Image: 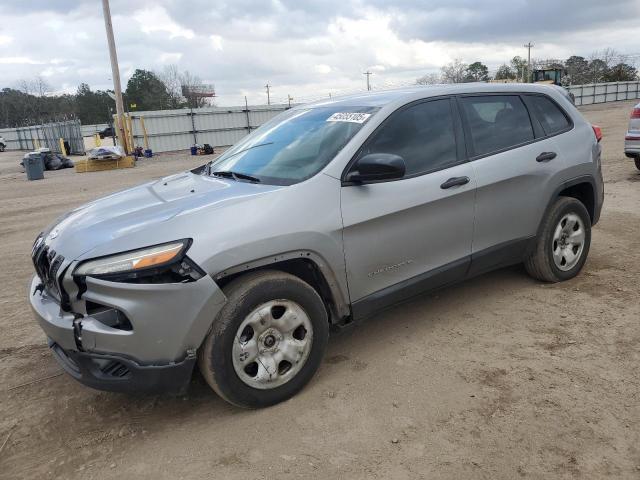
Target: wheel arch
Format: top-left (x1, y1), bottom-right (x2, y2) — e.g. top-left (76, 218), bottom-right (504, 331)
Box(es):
top-left (213, 251), bottom-right (351, 324)
top-left (539, 176), bottom-right (598, 235)
top-left (558, 180), bottom-right (596, 223)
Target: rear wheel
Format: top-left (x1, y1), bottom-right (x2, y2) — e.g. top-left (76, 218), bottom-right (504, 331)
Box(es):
top-left (198, 270), bottom-right (329, 408)
top-left (0, 144), bottom-right (5, 152)
top-left (525, 197), bottom-right (591, 282)
top-left (635, 157), bottom-right (640, 171)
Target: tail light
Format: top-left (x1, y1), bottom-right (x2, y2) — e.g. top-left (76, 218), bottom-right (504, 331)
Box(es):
top-left (592, 125), bottom-right (602, 143)
top-left (631, 108), bottom-right (640, 119)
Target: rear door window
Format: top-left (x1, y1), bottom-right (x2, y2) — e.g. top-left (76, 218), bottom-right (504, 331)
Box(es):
top-left (359, 98), bottom-right (458, 177)
top-left (460, 95), bottom-right (534, 157)
top-left (525, 95), bottom-right (571, 136)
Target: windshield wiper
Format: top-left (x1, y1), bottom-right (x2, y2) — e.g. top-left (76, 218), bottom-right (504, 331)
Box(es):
top-left (211, 170), bottom-right (261, 183)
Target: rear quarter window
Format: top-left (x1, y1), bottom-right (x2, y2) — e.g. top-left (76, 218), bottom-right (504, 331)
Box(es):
top-left (525, 95), bottom-right (571, 136)
top-left (460, 95), bottom-right (534, 157)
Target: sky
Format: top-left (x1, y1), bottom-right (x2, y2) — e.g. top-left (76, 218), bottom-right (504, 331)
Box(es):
top-left (0, 0), bottom-right (639, 106)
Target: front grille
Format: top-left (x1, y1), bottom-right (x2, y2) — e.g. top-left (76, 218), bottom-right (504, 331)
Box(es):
top-left (32, 242), bottom-right (65, 301)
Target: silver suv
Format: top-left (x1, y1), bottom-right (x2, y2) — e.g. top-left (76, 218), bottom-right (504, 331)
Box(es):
top-left (624, 102), bottom-right (640, 170)
top-left (30, 84), bottom-right (604, 408)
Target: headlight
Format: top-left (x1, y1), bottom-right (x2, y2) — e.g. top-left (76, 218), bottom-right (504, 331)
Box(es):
top-left (74, 240), bottom-right (189, 277)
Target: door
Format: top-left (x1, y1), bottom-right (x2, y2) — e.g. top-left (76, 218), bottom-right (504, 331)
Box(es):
top-left (458, 94), bottom-right (568, 273)
top-left (340, 98), bottom-right (476, 317)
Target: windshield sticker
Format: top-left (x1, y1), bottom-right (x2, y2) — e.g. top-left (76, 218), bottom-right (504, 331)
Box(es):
top-left (326, 112), bottom-right (372, 124)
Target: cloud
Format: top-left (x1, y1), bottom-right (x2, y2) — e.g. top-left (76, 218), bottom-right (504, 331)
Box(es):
top-left (381, 0), bottom-right (640, 43)
top-left (133, 6), bottom-right (195, 39)
top-left (159, 52), bottom-right (183, 63)
top-left (210, 35), bottom-right (223, 51)
top-left (0, 57), bottom-right (44, 65)
top-left (0, 1), bottom-right (637, 106)
top-left (314, 64), bottom-right (332, 74)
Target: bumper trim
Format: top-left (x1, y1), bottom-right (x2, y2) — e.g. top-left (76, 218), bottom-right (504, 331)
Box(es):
top-left (49, 340), bottom-right (195, 394)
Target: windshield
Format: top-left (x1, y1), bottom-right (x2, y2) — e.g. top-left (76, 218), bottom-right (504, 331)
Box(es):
top-left (209, 105), bottom-right (379, 185)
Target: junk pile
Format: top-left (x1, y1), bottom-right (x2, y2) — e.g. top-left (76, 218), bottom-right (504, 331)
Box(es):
top-left (76, 145), bottom-right (135, 173)
top-left (190, 144), bottom-right (215, 155)
top-left (87, 146), bottom-right (125, 160)
top-left (131, 146), bottom-right (153, 158)
top-left (20, 148), bottom-right (74, 172)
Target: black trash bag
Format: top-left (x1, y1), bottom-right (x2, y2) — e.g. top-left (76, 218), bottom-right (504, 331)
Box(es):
top-left (22, 151), bottom-right (75, 171)
top-left (58, 154), bottom-right (74, 169)
top-left (43, 152), bottom-right (62, 170)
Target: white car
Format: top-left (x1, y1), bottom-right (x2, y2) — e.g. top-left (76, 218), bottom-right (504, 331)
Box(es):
top-left (624, 102), bottom-right (640, 170)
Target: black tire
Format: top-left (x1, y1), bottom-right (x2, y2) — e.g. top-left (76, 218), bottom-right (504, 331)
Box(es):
top-left (635, 158), bottom-right (640, 171)
top-left (0, 144), bottom-right (5, 152)
top-left (525, 196), bottom-right (591, 283)
top-left (198, 270), bottom-right (329, 408)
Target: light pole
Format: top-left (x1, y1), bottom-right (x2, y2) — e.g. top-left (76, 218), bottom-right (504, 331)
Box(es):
top-left (524, 42), bottom-right (534, 83)
top-left (101, 0), bottom-right (127, 153)
top-left (363, 71), bottom-right (373, 91)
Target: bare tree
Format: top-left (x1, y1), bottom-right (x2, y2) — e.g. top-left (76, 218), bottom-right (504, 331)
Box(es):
top-left (600, 48), bottom-right (625, 68)
top-left (157, 64), bottom-right (184, 109)
top-left (440, 59), bottom-right (468, 84)
top-left (416, 72), bottom-right (442, 85)
top-left (15, 76), bottom-right (52, 123)
top-left (180, 70), bottom-right (210, 108)
top-left (17, 76), bottom-right (50, 97)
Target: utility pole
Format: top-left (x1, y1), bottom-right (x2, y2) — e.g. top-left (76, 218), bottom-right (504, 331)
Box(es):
top-left (287, 94), bottom-right (293, 108)
top-left (101, 0), bottom-right (127, 153)
top-left (265, 84), bottom-right (271, 105)
top-left (524, 42), bottom-right (534, 83)
top-left (363, 71), bottom-right (373, 91)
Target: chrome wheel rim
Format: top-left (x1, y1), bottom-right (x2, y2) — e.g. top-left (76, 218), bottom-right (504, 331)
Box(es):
top-left (232, 299), bottom-right (313, 390)
top-left (552, 213), bottom-right (585, 271)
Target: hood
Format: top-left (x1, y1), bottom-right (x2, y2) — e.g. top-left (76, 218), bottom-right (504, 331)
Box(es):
top-left (41, 171), bottom-right (283, 261)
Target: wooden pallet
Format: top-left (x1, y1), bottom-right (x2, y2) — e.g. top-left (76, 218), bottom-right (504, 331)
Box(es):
top-left (74, 156), bottom-right (135, 173)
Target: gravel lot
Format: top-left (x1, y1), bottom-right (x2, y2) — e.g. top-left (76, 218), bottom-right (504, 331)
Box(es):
top-left (0, 100), bottom-right (639, 479)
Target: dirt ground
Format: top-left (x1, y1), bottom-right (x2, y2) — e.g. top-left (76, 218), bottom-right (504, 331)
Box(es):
top-left (1, 100), bottom-right (639, 480)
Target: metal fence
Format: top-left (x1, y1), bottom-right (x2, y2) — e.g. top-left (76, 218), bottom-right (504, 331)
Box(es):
top-left (81, 123), bottom-right (110, 137)
top-left (3, 82), bottom-right (639, 153)
top-left (0, 120), bottom-right (85, 154)
top-left (566, 81), bottom-right (640, 106)
top-left (124, 104), bottom-right (290, 153)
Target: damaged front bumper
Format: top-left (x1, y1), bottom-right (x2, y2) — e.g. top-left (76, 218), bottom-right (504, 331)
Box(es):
top-left (29, 274), bottom-right (226, 394)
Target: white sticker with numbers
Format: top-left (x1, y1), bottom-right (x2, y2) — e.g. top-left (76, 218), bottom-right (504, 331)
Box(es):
top-left (326, 112), bottom-right (372, 123)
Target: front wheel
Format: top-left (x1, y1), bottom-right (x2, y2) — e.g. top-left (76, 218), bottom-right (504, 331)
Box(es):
top-left (198, 270), bottom-right (329, 408)
top-left (635, 157), bottom-right (640, 171)
top-left (525, 196), bottom-right (591, 282)
top-left (0, 144), bottom-right (5, 152)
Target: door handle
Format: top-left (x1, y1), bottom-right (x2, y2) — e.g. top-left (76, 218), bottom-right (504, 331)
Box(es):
top-left (440, 176), bottom-right (470, 189)
top-left (536, 152), bottom-right (557, 162)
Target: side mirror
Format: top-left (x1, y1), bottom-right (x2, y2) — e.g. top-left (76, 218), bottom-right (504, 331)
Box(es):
top-left (345, 153), bottom-right (406, 184)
